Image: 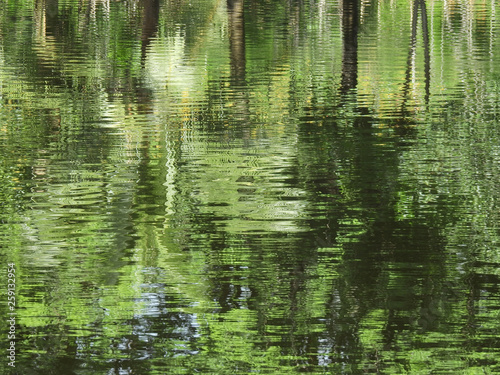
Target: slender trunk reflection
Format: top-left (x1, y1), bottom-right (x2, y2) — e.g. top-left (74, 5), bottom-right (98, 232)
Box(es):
top-left (421, 0), bottom-right (430, 101)
top-left (140, 0), bottom-right (160, 64)
top-left (225, 0), bottom-right (250, 138)
top-left (340, 0), bottom-right (359, 95)
top-left (45, 0), bottom-right (59, 31)
top-left (339, 0), bottom-right (374, 126)
top-left (227, 0), bottom-right (246, 83)
top-left (402, 0), bottom-right (430, 111)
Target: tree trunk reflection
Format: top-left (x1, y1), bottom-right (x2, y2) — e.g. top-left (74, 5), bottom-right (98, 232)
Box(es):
top-left (227, 0), bottom-right (246, 83)
top-left (340, 0), bottom-right (359, 94)
top-left (402, 0), bottom-right (430, 109)
top-left (140, 0), bottom-right (160, 63)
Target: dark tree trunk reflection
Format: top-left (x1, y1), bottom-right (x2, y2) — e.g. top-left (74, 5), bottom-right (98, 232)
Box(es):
top-left (140, 0), bottom-right (160, 64)
top-left (227, 0), bottom-right (246, 83)
top-left (421, 0), bottom-right (430, 102)
top-left (402, 0), bottom-right (430, 108)
top-left (340, 0), bottom-right (359, 94)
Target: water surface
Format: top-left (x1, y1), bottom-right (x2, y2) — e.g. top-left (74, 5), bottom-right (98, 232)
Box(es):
top-left (1, 0), bottom-right (500, 373)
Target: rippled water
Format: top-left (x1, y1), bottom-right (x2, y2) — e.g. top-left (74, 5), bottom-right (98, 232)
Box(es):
top-left (1, 0), bottom-right (500, 373)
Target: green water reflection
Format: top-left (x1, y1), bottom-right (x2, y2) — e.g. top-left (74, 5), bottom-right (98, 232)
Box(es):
top-left (1, 0), bottom-right (500, 373)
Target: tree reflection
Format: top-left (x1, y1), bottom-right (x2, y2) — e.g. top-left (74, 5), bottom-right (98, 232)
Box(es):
top-left (224, 0), bottom-right (251, 136)
top-left (315, 0), bottom-right (450, 367)
top-left (140, 0), bottom-right (160, 63)
top-left (340, 0), bottom-right (359, 94)
top-left (402, 0), bottom-right (430, 108)
top-left (227, 0), bottom-right (246, 83)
